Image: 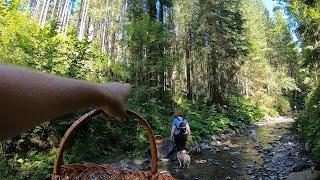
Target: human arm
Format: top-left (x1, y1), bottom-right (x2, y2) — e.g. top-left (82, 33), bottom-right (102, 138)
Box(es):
top-left (0, 65), bottom-right (130, 140)
top-left (170, 125), bottom-right (175, 141)
top-left (186, 123), bottom-right (192, 141)
top-left (186, 123), bottom-right (191, 135)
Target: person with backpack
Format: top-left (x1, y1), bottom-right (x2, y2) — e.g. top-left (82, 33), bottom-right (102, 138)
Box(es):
top-left (170, 111), bottom-right (191, 151)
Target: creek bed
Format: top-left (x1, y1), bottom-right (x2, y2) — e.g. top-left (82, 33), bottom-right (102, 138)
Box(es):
top-left (157, 117), bottom-right (319, 180)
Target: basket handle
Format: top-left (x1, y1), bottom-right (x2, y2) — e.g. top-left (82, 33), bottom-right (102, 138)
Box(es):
top-left (52, 108), bottom-right (158, 177)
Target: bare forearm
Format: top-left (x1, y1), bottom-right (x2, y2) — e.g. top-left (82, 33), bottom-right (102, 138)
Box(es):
top-left (187, 124), bottom-right (191, 135)
top-left (0, 65), bottom-right (109, 140)
top-left (171, 126), bottom-right (175, 137)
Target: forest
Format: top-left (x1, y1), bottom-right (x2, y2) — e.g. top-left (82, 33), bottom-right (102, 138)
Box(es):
top-left (0, 0), bottom-right (319, 179)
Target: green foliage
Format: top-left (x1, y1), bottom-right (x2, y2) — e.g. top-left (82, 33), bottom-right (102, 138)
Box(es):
top-left (295, 84), bottom-right (320, 161)
top-left (0, 150), bottom-right (55, 180)
top-left (126, 13), bottom-right (173, 92)
top-left (227, 98), bottom-right (265, 124)
top-left (284, 0), bottom-right (320, 68)
top-left (275, 96), bottom-right (292, 116)
top-left (313, 138), bottom-right (320, 162)
top-left (188, 0), bottom-right (248, 103)
top-left (239, 0), bottom-right (299, 116)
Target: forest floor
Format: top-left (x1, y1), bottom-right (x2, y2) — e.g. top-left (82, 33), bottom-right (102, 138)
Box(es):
top-left (155, 117), bottom-right (320, 180)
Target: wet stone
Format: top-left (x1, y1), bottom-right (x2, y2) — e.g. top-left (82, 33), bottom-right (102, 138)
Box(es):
top-left (247, 169), bottom-right (254, 175)
top-left (212, 140), bottom-right (223, 146)
top-left (291, 163), bottom-right (311, 172)
top-left (211, 135), bottom-right (220, 141)
top-left (230, 151), bottom-right (241, 155)
top-left (266, 167), bottom-right (274, 171)
top-left (200, 143), bottom-right (212, 150)
top-left (223, 147), bottom-right (230, 151)
top-left (220, 134), bottom-right (227, 140)
top-left (201, 139), bottom-right (210, 143)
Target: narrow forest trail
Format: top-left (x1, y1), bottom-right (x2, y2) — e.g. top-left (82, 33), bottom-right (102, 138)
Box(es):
top-left (157, 117), bottom-right (320, 180)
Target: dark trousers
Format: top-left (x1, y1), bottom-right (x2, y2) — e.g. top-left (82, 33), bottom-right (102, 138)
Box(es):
top-left (174, 133), bottom-right (187, 151)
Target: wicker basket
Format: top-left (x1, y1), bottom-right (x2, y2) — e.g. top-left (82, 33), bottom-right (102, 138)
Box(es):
top-left (52, 108), bottom-right (175, 180)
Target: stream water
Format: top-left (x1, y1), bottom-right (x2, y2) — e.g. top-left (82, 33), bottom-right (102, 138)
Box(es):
top-left (156, 117), bottom-right (319, 180)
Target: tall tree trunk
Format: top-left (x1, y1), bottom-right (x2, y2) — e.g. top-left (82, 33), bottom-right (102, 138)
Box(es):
top-left (39, 0), bottom-right (50, 28)
top-left (245, 76), bottom-right (249, 98)
top-left (77, 0), bottom-right (85, 37)
top-left (87, 16), bottom-right (94, 41)
top-left (191, 52), bottom-right (195, 103)
top-left (118, 0), bottom-right (128, 63)
top-left (110, 32), bottom-right (116, 60)
top-left (50, 0), bottom-right (58, 20)
top-left (56, 0), bottom-right (63, 20)
top-left (101, 20), bottom-right (106, 53)
top-left (185, 37), bottom-right (192, 100)
top-left (38, 0), bottom-right (45, 25)
top-left (77, 0), bottom-right (89, 41)
top-left (31, 0), bottom-right (41, 19)
top-left (158, 0), bottom-right (165, 98)
top-left (58, 0), bottom-right (68, 31)
top-left (148, 0), bottom-right (156, 19)
top-left (63, 0), bottom-right (72, 34)
top-left (108, 6), bottom-right (115, 61)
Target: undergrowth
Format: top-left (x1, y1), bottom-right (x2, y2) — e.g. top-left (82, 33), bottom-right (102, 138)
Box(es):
top-left (295, 84), bottom-right (320, 161)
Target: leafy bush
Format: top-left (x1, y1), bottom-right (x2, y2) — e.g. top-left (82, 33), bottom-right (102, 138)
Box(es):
top-left (0, 150), bottom-right (55, 180)
top-left (295, 84), bottom-right (320, 161)
top-left (275, 96), bottom-right (292, 116)
top-left (227, 98), bottom-right (265, 123)
top-left (249, 92), bottom-right (279, 117)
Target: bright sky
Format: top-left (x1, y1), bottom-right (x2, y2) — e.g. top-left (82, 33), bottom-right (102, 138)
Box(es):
top-left (263, 0), bottom-right (276, 18)
top-left (263, 0), bottom-right (298, 42)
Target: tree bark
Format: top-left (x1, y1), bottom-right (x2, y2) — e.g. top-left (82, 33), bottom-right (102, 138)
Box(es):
top-left (77, 0), bottom-right (89, 41)
top-left (38, 0), bottom-right (45, 25)
top-left (63, 0), bottom-right (72, 34)
top-left (185, 36), bottom-right (192, 100)
top-left (31, 0), bottom-right (40, 20)
top-left (39, 0), bottom-right (50, 28)
top-left (148, 0), bottom-right (156, 19)
top-left (50, 0), bottom-right (58, 20)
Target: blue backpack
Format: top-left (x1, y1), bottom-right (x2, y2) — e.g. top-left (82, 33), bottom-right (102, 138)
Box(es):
top-left (176, 117), bottom-right (187, 134)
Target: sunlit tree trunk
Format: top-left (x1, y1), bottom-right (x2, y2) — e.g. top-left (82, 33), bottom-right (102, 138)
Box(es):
top-left (101, 20), bottom-right (107, 53)
top-left (58, 0), bottom-right (68, 31)
top-left (38, 0), bottom-right (45, 25)
top-left (50, 0), bottom-right (58, 20)
top-left (39, 0), bottom-right (50, 28)
top-left (185, 37), bottom-right (192, 100)
top-left (77, 0), bottom-right (89, 41)
top-left (87, 16), bottom-right (94, 41)
top-left (31, 0), bottom-right (41, 20)
top-left (63, 0), bottom-right (72, 34)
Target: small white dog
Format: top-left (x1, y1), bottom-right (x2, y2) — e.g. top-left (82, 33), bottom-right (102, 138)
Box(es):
top-left (177, 150), bottom-right (191, 168)
top-left (249, 129), bottom-right (257, 141)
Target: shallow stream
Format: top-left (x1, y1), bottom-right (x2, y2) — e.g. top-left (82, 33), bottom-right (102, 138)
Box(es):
top-left (157, 117), bottom-right (318, 180)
